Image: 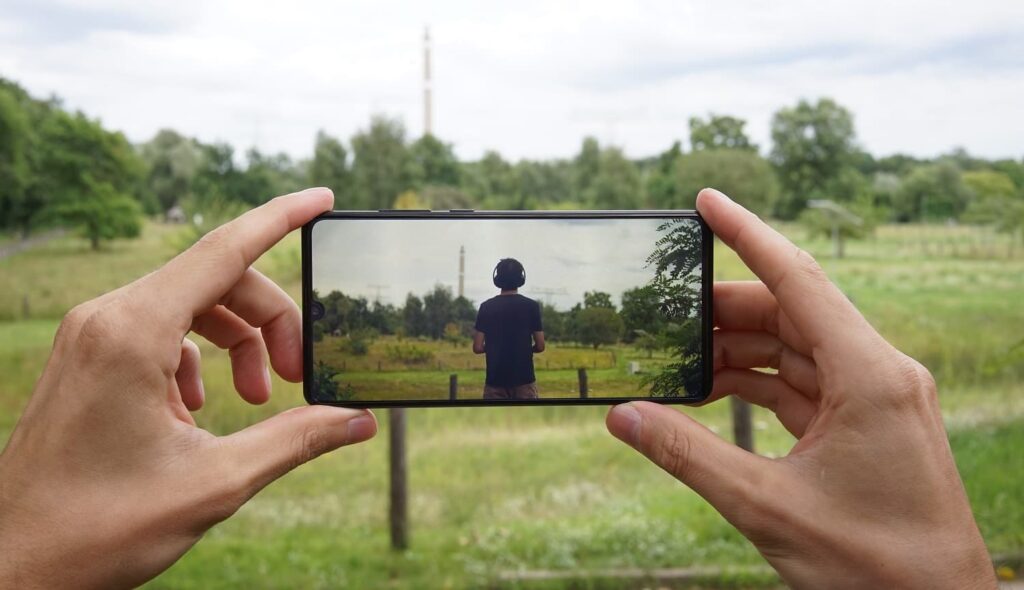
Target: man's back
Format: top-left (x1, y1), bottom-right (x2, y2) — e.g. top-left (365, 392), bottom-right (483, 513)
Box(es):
top-left (474, 294), bottom-right (542, 387)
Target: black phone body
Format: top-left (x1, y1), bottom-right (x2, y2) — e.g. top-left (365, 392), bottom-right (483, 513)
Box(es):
top-left (302, 210), bottom-right (713, 408)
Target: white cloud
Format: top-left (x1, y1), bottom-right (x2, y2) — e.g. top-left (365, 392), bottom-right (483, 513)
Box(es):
top-left (1, 0), bottom-right (1021, 161)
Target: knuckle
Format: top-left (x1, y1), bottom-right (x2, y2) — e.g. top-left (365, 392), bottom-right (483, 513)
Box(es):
top-left (887, 354), bottom-right (938, 409)
top-left (57, 303), bottom-right (94, 341)
top-left (650, 425), bottom-right (692, 480)
top-left (793, 248), bottom-right (827, 283)
top-left (294, 426), bottom-right (330, 468)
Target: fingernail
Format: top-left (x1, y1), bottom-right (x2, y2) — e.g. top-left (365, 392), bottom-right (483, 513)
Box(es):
top-left (700, 187), bottom-right (731, 202)
top-left (346, 414), bottom-right (376, 443)
top-left (264, 366), bottom-right (273, 392)
top-left (608, 403), bottom-right (642, 445)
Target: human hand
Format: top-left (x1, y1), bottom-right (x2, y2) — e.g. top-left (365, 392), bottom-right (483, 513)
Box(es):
top-left (606, 188), bottom-right (995, 588)
top-left (0, 188), bottom-right (376, 589)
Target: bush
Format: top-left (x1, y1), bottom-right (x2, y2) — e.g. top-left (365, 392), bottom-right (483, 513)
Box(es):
top-left (384, 342), bottom-right (434, 364)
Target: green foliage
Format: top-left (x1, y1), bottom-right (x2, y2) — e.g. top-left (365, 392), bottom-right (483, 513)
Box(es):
top-left (410, 133), bottom-right (460, 187)
top-left (384, 342), bottom-right (434, 364)
top-left (311, 360), bottom-right (354, 401)
top-left (586, 147), bottom-right (642, 209)
top-left (343, 328), bottom-right (377, 356)
top-left (893, 162), bottom-right (973, 222)
top-left (575, 307), bottom-right (623, 349)
top-left (689, 114), bottom-right (756, 151)
top-left (351, 115), bottom-right (414, 209)
top-left (620, 285), bottom-right (664, 342)
top-left (583, 291), bottom-right (614, 309)
top-left (770, 98), bottom-right (858, 218)
top-left (642, 219), bottom-right (703, 397)
top-left (50, 179), bottom-right (142, 250)
top-left (669, 149), bottom-right (779, 215)
top-left (644, 141), bottom-right (683, 208)
top-left (139, 128), bottom-right (201, 213)
top-left (308, 130), bottom-right (353, 205)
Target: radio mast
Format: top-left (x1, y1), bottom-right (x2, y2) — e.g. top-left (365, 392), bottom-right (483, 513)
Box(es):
top-left (423, 27), bottom-right (433, 136)
top-left (458, 245), bottom-right (465, 298)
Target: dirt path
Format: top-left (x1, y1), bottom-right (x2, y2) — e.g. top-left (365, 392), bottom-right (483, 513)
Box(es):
top-left (0, 229), bottom-right (66, 261)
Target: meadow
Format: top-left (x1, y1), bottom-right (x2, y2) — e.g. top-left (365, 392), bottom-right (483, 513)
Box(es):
top-left (1, 221), bottom-right (1022, 588)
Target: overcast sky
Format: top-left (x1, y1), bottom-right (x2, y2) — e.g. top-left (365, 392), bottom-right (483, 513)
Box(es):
top-left (1, 0), bottom-right (1022, 162)
top-left (311, 217), bottom-right (694, 309)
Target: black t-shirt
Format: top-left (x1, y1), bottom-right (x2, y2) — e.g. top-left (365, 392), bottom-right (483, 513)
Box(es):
top-left (474, 294), bottom-right (543, 387)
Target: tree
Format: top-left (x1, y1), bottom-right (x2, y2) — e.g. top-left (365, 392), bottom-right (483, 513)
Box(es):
top-left (0, 86), bottom-right (32, 234)
top-left (139, 129), bottom-right (200, 213)
top-left (689, 114), bottom-right (756, 151)
top-left (422, 284), bottom-right (455, 339)
top-left (539, 303), bottom-right (565, 340)
top-left (410, 134), bottom-right (460, 187)
top-left (573, 137), bottom-right (601, 201)
top-left (770, 98), bottom-right (858, 218)
top-left (644, 141), bottom-right (683, 208)
top-left (403, 293), bottom-right (427, 338)
top-left (586, 147), bottom-right (642, 209)
top-left (668, 149), bottom-right (779, 215)
top-left (309, 130), bottom-right (353, 206)
top-left (620, 285), bottom-right (664, 341)
top-left (575, 307), bottom-right (623, 349)
top-left (642, 219), bottom-right (704, 397)
top-left (962, 170), bottom-right (1017, 224)
top-left (51, 179), bottom-right (142, 250)
top-left (583, 291), bottom-right (614, 309)
top-left (351, 115), bottom-right (414, 210)
top-left (893, 163), bottom-right (972, 222)
top-left (236, 148), bottom-right (301, 206)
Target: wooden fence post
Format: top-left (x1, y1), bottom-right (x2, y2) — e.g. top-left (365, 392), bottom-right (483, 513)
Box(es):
top-left (731, 397), bottom-right (754, 452)
top-left (388, 408), bottom-right (409, 551)
top-left (449, 374), bottom-right (458, 400)
top-left (578, 368), bottom-right (588, 398)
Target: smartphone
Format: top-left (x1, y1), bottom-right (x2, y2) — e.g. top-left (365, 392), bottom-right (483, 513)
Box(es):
top-left (302, 210), bottom-right (713, 407)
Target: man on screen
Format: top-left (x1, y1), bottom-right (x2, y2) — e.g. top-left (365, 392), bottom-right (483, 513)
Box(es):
top-left (472, 258), bottom-right (545, 399)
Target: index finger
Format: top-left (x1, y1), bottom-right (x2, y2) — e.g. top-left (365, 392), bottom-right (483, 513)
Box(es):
top-left (145, 187), bottom-right (333, 331)
top-left (697, 188), bottom-right (875, 354)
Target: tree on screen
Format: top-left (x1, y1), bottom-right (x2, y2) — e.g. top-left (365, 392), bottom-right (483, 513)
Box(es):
top-left (642, 219), bottom-right (703, 397)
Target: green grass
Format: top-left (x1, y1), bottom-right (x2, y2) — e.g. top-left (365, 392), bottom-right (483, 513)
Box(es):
top-left (0, 221), bottom-right (1022, 588)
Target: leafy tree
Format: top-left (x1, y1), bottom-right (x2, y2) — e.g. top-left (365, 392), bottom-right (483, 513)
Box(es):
top-left (410, 134), bottom-right (460, 187)
top-left (620, 285), bottom-right (664, 341)
top-left (962, 170), bottom-right (1017, 224)
top-left (573, 137), bottom-right (601, 201)
top-left (351, 115), bottom-right (414, 209)
top-left (421, 185), bottom-right (474, 210)
top-left (312, 360), bottom-right (354, 401)
top-left (770, 98), bottom-right (858, 218)
top-left (587, 147), bottom-right (642, 209)
top-left (689, 114), bottom-right (756, 151)
top-left (644, 141), bottom-right (683, 208)
top-left (140, 129), bottom-right (200, 213)
top-left (575, 307), bottom-right (623, 349)
top-left (669, 149), bottom-right (779, 215)
top-left (642, 219), bottom-right (703, 397)
top-left (516, 159), bottom-right (573, 206)
top-left (423, 284), bottom-right (455, 339)
top-left (237, 148), bottom-right (301, 205)
top-left (403, 293), bottom-right (427, 338)
top-left (51, 179), bottom-right (142, 250)
top-left (539, 302), bottom-right (565, 340)
top-left (893, 162), bottom-right (972, 222)
top-left (309, 130), bottom-right (353, 206)
top-left (583, 291), bottom-right (614, 309)
top-left (0, 86), bottom-right (32, 234)
top-left (463, 150), bottom-right (517, 207)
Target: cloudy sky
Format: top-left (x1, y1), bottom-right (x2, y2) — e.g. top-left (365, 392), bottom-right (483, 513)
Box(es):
top-left (311, 217), bottom-right (694, 309)
top-left (1, 0), bottom-right (1022, 162)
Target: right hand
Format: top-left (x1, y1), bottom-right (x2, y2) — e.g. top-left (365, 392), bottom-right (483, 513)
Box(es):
top-left (606, 188), bottom-right (995, 588)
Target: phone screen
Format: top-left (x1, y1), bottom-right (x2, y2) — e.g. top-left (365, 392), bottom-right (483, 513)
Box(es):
top-left (303, 212), bottom-right (711, 406)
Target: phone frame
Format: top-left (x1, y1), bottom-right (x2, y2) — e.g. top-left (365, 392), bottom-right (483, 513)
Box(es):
top-left (302, 209), bottom-right (714, 407)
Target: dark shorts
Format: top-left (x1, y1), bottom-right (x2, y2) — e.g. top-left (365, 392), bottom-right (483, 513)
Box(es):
top-left (483, 382), bottom-right (539, 400)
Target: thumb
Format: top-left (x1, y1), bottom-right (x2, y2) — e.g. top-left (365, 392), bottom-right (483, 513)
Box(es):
top-left (607, 401), bottom-right (770, 524)
top-left (222, 405), bottom-right (377, 493)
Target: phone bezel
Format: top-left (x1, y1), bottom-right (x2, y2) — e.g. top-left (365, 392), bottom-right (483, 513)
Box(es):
top-left (301, 209), bottom-right (714, 407)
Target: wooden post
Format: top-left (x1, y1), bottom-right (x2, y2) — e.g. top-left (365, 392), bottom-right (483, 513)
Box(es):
top-left (388, 408), bottom-right (409, 551)
top-left (377, 360), bottom-right (382, 372)
top-left (731, 397), bottom-right (754, 452)
top-left (449, 374), bottom-right (457, 400)
top-left (578, 368), bottom-right (588, 398)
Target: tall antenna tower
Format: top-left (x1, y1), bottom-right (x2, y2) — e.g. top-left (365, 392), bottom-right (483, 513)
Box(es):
top-left (458, 245), bottom-right (465, 298)
top-left (423, 26), bottom-right (433, 136)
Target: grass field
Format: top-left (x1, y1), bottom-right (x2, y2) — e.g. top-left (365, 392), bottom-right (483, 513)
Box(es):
top-left (1, 220), bottom-right (1023, 588)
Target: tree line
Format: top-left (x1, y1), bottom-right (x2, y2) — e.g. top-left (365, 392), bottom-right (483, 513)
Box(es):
top-left (2, 74), bottom-right (1023, 249)
top-left (312, 284), bottom-right (679, 351)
